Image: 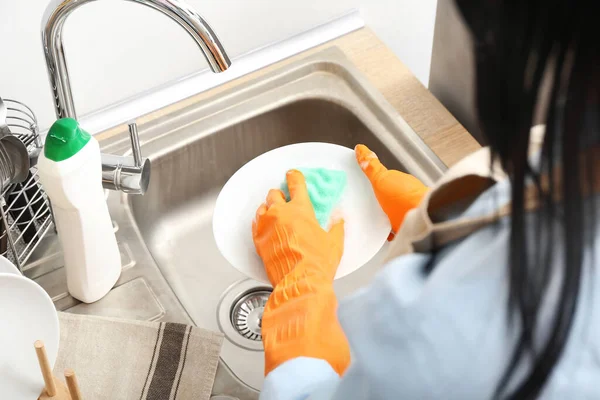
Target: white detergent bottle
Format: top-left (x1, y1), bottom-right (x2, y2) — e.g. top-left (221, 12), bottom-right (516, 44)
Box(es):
top-left (38, 118), bottom-right (121, 303)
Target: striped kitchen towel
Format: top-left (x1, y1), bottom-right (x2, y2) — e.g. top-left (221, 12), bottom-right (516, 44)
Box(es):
top-left (53, 312), bottom-right (223, 400)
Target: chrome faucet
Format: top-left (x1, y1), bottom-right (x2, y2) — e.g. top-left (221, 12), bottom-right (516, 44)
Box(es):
top-left (41, 0), bottom-right (231, 194)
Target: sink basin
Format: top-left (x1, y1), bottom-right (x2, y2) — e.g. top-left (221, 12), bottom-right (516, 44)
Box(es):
top-left (125, 48), bottom-right (445, 391)
top-left (28, 48), bottom-right (446, 397)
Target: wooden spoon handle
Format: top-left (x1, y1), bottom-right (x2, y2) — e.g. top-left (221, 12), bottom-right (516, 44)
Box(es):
top-left (65, 369), bottom-right (82, 400)
top-left (34, 340), bottom-right (57, 396)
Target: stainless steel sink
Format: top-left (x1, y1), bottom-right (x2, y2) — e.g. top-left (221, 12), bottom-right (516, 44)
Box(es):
top-left (27, 48), bottom-right (446, 398)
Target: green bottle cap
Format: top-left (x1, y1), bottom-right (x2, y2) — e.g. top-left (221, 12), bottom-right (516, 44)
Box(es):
top-left (44, 118), bottom-right (92, 162)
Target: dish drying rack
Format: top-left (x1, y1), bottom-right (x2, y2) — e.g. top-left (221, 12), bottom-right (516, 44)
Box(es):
top-left (0, 99), bottom-right (54, 271)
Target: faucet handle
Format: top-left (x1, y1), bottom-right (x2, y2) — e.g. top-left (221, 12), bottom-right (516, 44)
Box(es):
top-left (128, 122), bottom-right (142, 168)
top-left (101, 121), bottom-right (151, 195)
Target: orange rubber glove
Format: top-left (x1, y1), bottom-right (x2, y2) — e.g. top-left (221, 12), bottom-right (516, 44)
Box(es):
top-left (252, 170), bottom-right (351, 376)
top-left (355, 144), bottom-right (429, 239)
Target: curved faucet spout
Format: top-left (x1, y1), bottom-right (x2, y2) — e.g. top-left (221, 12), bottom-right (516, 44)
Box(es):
top-left (42, 0), bottom-right (231, 119)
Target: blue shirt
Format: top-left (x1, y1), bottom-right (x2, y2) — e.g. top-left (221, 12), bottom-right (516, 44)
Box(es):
top-left (260, 178), bottom-right (600, 399)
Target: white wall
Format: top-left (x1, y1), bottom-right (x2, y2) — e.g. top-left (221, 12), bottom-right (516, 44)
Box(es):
top-left (0, 1), bottom-right (438, 131)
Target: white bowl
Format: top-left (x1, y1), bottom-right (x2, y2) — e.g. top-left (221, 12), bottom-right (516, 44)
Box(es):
top-left (0, 254), bottom-right (20, 275)
top-left (0, 273), bottom-right (59, 399)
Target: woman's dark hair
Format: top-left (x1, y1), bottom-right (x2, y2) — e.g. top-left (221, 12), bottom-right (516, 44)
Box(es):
top-left (455, 1), bottom-right (598, 398)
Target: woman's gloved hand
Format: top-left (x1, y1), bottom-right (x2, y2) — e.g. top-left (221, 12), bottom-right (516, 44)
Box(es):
top-left (252, 169), bottom-right (345, 286)
top-left (253, 170), bottom-right (351, 376)
top-left (355, 144), bottom-right (429, 239)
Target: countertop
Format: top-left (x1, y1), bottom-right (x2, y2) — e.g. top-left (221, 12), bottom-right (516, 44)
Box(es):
top-left (330, 28), bottom-right (481, 166)
top-left (98, 28), bottom-right (480, 167)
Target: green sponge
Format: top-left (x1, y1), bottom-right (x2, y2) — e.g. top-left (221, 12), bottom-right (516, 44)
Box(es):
top-left (281, 168), bottom-right (347, 229)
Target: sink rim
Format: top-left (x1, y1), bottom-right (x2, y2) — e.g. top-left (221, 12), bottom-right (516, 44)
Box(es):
top-left (102, 47), bottom-right (447, 186)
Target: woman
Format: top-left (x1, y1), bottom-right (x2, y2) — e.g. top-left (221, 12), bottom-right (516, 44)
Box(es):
top-left (252, 0), bottom-right (599, 398)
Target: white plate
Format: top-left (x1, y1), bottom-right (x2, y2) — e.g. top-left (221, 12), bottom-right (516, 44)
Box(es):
top-left (0, 255), bottom-right (21, 275)
top-left (213, 142), bottom-right (391, 284)
top-left (0, 273), bottom-right (60, 399)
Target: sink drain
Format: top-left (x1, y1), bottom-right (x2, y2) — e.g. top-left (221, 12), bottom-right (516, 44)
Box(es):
top-left (217, 279), bottom-right (272, 351)
top-left (231, 290), bottom-right (270, 341)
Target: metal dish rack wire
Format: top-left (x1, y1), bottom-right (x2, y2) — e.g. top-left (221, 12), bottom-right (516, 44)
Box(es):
top-left (0, 99), bottom-right (54, 270)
